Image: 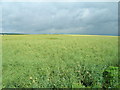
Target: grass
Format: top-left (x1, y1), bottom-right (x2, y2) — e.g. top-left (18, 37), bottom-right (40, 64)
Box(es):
top-left (2, 35), bottom-right (119, 88)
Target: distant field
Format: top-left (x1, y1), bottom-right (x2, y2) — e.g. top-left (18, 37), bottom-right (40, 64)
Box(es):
top-left (2, 35), bottom-right (119, 88)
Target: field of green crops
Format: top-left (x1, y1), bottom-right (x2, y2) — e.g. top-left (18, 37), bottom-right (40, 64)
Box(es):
top-left (2, 35), bottom-right (119, 88)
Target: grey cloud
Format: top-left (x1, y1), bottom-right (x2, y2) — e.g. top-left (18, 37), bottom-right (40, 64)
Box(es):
top-left (2, 2), bottom-right (118, 35)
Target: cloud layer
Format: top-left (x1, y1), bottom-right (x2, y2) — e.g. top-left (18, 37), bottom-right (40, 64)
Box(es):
top-left (2, 2), bottom-right (118, 35)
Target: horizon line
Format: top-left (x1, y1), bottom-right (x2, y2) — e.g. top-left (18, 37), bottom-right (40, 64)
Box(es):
top-left (0, 32), bottom-right (119, 36)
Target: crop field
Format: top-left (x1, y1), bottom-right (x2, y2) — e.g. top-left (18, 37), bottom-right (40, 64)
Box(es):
top-left (2, 35), bottom-right (119, 88)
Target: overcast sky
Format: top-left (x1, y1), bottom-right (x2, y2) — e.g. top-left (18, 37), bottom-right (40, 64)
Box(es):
top-left (1, 2), bottom-right (118, 35)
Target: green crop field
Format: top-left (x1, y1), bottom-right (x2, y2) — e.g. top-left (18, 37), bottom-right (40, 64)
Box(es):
top-left (2, 35), bottom-right (119, 88)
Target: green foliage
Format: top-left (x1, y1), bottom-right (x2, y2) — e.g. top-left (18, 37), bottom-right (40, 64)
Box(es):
top-left (2, 35), bottom-right (118, 88)
top-left (103, 66), bottom-right (119, 88)
top-left (72, 83), bottom-right (85, 88)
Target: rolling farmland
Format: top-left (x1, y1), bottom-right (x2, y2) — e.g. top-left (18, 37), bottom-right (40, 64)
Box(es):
top-left (2, 35), bottom-right (119, 88)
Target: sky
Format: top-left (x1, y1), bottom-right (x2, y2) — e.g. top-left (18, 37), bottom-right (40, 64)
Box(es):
top-left (1, 2), bottom-right (118, 35)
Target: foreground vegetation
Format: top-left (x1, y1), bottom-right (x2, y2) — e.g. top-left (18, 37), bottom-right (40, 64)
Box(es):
top-left (2, 35), bottom-right (119, 88)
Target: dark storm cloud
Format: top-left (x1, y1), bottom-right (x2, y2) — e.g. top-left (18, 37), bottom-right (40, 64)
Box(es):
top-left (1, 2), bottom-right (118, 35)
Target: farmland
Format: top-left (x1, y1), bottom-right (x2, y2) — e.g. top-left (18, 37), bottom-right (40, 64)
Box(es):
top-left (2, 35), bottom-right (119, 88)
